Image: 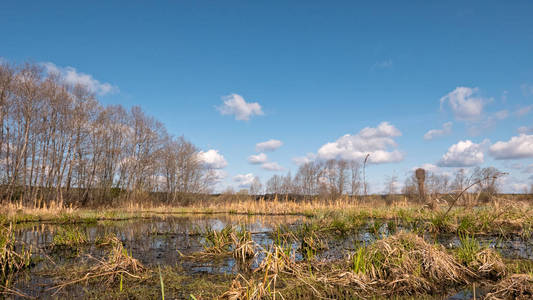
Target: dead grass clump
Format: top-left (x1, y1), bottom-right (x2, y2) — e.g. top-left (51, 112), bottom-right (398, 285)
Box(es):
top-left (49, 237), bottom-right (145, 294)
top-left (0, 224), bottom-right (32, 286)
top-left (300, 231), bottom-right (328, 260)
top-left (485, 274), bottom-right (533, 300)
top-left (202, 225), bottom-right (233, 255)
top-left (219, 273), bottom-right (279, 300)
top-left (231, 231), bottom-right (256, 264)
top-left (256, 244), bottom-right (297, 275)
top-left (362, 232), bottom-right (472, 294)
top-left (98, 237), bottom-right (145, 279)
top-left (470, 248), bottom-right (507, 279)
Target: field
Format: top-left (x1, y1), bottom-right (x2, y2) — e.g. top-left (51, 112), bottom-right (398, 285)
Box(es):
top-left (1, 197), bottom-right (532, 299)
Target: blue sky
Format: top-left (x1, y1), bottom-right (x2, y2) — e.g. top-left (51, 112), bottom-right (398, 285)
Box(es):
top-left (2, 1), bottom-right (533, 192)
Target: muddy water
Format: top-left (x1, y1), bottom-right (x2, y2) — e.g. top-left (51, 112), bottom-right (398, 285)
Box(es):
top-left (11, 214), bottom-right (533, 299)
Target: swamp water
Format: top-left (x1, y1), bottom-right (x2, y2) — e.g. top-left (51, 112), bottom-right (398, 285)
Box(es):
top-left (10, 214), bottom-right (533, 299)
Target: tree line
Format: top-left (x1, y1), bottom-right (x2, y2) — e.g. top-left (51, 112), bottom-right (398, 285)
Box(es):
top-left (255, 160), bottom-right (504, 205)
top-left (0, 61), bottom-right (216, 207)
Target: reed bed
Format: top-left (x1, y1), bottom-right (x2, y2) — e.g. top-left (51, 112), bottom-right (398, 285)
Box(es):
top-left (2, 196), bottom-right (532, 237)
top-left (217, 231), bottom-right (514, 299)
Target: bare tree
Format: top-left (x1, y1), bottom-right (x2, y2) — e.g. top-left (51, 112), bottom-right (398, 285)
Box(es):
top-left (266, 175), bottom-right (282, 195)
top-left (249, 176), bottom-right (262, 195)
top-left (0, 60), bottom-right (216, 207)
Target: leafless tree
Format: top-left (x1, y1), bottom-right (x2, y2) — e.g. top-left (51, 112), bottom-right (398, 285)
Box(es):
top-left (0, 61), bottom-right (214, 207)
top-left (249, 176), bottom-right (262, 195)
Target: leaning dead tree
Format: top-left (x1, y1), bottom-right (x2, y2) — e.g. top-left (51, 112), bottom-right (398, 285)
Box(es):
top-left (442, 171), bottom-right (507, 218)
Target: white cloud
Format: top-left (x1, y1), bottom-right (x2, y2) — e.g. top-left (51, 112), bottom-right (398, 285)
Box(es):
top-left (255, 139), bottom-right (283, 152)
top-left (248, 153), bottom-right (268, 164)
top-left (234, 173), bottom-right (255, 188)
top-left (511, 183), bottom-right (529, 193)
top-left (489, 134), bottom-right (533, 160)
top-left (42, 62), bottom-right (118, 95)
top-left (261, 162), bottom-right (284, 171)
top-left (423, 122), bottom-right (453, 140)
top-left (210, 170), bottom-right (228, 183)
top-left (217, 94), bottom-right (263, 121)
top-left (440, 87), bottom-right (488, 121)
top-left (292, 153), bottom-right (317, 165)
top-left (198, 149), bottom-right (227, 169)
top-left (518, 126), bottom-right (533, 134)
top-left (317, 122), bottom-right (403, 164)
top-left (516, 105), bottom-right (533, 117)
top-left (438, 140), bottom-right (485, 167)
top-left (493, 110), bottom-right (509, 120)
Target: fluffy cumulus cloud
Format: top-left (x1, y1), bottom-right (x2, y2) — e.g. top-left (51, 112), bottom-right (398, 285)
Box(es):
top-left (261, 162), bottom-right (284, 171)
top-left (248, 153), bottom-right (268, 164)
top-left (489, 134), bottom-right (533, 160)
top-left (42, 62), bottom-right (118, 95)
top-left (217, 94), bottom-right (263, 121)
top-left (438, 140), bottom-right (485, 167)
top-left (317, 122), bottom-right (403, 164)
top-left (234, 173), bottom-right (255, 188)
top-left (424, 122), bottom-right (453, 140)
top-left (255, 139), bottom-right (283, 152)
top-left (198, 149), bottom-right (227, 169)
top-left (440, 87), bottom-right (488, 121)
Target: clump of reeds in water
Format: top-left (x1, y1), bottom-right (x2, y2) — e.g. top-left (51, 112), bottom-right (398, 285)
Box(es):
top-left (455, 233), bottom-right (507, 279)
top-left (50, 236), bottom-right (145, 294)
top-left (349, 232), bottom-right (474, 294)
top-left (201, 225), bottom-right (233, 255)
top-left (231, 227), bottom-right (257, 264)
top-left (0, 224), bottom-right (32, 287)
top-left (51, 226), bottom-right (89, 249)
top-left (98, 237), bottom-right (145, 280)
top-left (184, 225), bottom-right (259, 262)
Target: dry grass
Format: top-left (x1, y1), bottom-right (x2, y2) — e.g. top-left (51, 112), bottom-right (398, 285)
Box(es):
top-left (0, 224), bottom-right (32, 286)
top-left (359, 232), bottom-right (474, 294)
top-left (218, 231), bottom-right (516, 299)
top-left (231, 230), bottom-right (257, 264)
top-left (2, 195), bottom-right (532, 238)
top-left (49, 236), bottom-right (146, 295)
top-left (485, 274), bottom-right (533, 300)
top-left (470, 249), bottom-right (507, 279)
